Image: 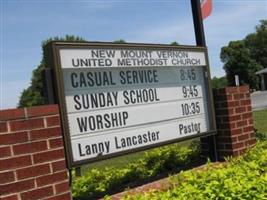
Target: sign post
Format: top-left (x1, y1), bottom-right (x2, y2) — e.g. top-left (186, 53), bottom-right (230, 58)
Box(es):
top-left (191, 0), bottom-right (218, 162)
top-left (44, 42), bottom-right (216, 167)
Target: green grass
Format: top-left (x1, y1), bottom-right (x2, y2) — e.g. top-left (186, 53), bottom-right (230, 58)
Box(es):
top-left (81, 151), bottom-right (145, 173)
top-left (253, 109), bottom-right (267, 133)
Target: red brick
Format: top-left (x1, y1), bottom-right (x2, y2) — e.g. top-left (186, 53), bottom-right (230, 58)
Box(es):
top-left (30, 127), bottom-right (62, 141)
top-left (248, 118), bottom-right (253, 125)
top-left (242, 113), bottom-right (252, 120)
top-left (232, 142), bottom-right (244, 149)
top-left (36, 171), bottom-right (68, 187)
top-left (9, 118), bottom-right (44, 132)
top-left (21, 186), bottom-right (53, 200)
top-left (49, 138), bottom-right (63, 149)
top-left (231, 136), bottom-right (238, 143)
top-left (33, 149), bottom-right (64, 164)
top-left (228, 108), bottom-right (235, 115)
top-left (228, 115), bottom-right (241, 121)
top-left (233, 93), bottom-right (244, 100)
top-left (27, 105), bottom-right (59, 118)
top-left (46, 115), bottom-right (60, 127)
top-left (235, 107), bottom-right (246, 113)
top-left (55, 181), bottom-right (70, 194)
top-left (43, 192), bottom-right (71, 200)
top-left (0, 179), bottom-right (34, 195)
top-left (226, 94), bottom-right (233, 101)
top-left (0, 108), bottom-right (25, 121)
top-left (0, 155), bottom-right (32, 171)
top-left (225, 87), bottom-right (238, 93)
top-left (0, 171), bottom-right (15, 184)
top-left (239, 85), bottom-right (249, 93)
top-left (246, 105), bottom-right (252, 112)
top-left (51, 160), bottom-right (67, 172)
top-left (1, 194), bottom-right (19, 200)
top-left (238, 134), bottom-right (249, 141)
top-left (237, 120), bottom-right (247, 127)
top-left (0, 146), bottom-right (12, 158)
top-left (16, 163), bottom-right (51, 180)
top-left (13, 141), bottom-right (47, 155)
top-left (246, 138), bottom-right (256, 146)
top-left (0, 122), bottom-right (8, 133)
top-left (227, 101), bottom-right (240, 108)
top-left (240, 99), bottom-right (251, 106)
top-left (0, 131), bottom-right (28, 145)
top-left (231, 128), bottom-right (243, 135)
top-left (243, 126), bottom-right (254, 133)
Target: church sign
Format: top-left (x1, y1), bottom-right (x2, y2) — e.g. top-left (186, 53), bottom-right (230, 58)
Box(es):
top-left (45, 42), bottom-right (216, 167)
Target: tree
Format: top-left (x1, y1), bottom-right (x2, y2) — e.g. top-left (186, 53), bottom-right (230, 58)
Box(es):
top-left (220, 20), bottom-right (267, 89)
top-left (211, 76), bottom-right (228, 89)
top-left (18, 35), bottom-right (85, 107)
top-left (113, 39), bottom-right (126, 43)
top-left (220, 40), bottom-right (262, 88)
top-left (170, 41), bottom-right (179, 46)
top-left (245, 20), bottom-right (267, 68)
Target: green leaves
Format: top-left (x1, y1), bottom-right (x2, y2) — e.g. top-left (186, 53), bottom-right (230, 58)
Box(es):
top-left (72, 141), bottom-right (267, 200)
top-left (72, 143), bottom-right (200, 199)
top-left (124, 141), bottom-right (267, 200)
top-left (220, 20), bottom-right (267, 89)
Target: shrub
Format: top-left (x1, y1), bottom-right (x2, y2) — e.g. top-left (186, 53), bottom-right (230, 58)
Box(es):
top-left (123, 141), bottom-right (267, 200)
top-left (255, 130), bottom-right (267, 141)
top-left (72, 142), bottom-right (201, 200)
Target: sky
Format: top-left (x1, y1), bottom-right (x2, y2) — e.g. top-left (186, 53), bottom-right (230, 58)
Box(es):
top-left (0, 0), bottom-right (266, 109)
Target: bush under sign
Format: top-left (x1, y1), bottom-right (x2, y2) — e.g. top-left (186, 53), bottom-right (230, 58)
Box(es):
top-left (44, 42), bottom-right (216, 167)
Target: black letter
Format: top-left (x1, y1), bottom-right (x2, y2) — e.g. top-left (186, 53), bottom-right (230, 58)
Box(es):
top-left (71, 73), bottom-right (78, 88)
top-left (74, 95), bottom-right (81, 110)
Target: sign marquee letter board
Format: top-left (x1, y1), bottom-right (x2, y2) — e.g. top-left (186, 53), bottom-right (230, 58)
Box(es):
top-left (45, 42), bottom-right (216, 168)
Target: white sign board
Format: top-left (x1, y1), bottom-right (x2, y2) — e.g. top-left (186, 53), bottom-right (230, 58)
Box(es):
top-left (48, 43), bottom-right (216, 167)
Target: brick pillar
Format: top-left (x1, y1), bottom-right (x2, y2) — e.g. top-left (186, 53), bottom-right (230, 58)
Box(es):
top-left (201, 86), bottom-right (256, 161)
top-left (0, 105), bottom-right (72, 200)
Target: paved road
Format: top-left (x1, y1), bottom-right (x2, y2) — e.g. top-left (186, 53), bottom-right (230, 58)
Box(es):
top-left (251, 91), bottom-right (267, 110)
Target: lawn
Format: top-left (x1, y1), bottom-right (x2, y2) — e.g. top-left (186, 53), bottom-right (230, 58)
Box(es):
top-left (253, 109), bottom-right (267, 133)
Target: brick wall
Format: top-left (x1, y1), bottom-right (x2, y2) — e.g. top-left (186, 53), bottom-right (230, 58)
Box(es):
top-left (0, 105), bottom-right (71, 200)
top-left (201, 85), bottom-right (256, 160)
